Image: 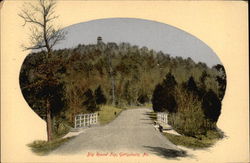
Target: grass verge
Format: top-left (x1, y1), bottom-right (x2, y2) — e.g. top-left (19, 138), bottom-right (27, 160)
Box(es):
top-left (144, 103), bottom-right (152, 108)
top-left (27, 137), bottom-right (74, 155)
top-left (163, 130), bottom-right (223, 149)
top-left (146, 111), bottom-right (223, 149)
top-left (98, 105), bottom-right (123, 125)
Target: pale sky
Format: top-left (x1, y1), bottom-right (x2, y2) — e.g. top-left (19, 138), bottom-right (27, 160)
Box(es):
top-left (55, 18), bottom-right (221, 67)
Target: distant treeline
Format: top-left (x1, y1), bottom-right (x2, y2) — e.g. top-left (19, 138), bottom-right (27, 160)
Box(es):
top-left (20, 41), bottom-right (226, 136)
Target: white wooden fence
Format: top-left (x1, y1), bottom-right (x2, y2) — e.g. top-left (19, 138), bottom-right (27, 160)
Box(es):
top-left (157, 112), bottom-right (168, 124)
top-left (74, 113), bottom-right (98, 128)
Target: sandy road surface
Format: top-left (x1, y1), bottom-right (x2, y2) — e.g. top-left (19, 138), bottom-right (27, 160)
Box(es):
top-left (52, 108), bottom-right (186, 158)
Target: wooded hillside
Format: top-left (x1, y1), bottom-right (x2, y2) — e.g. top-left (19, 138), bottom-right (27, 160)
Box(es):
top-left (19, 40), bottom-right (226, 137)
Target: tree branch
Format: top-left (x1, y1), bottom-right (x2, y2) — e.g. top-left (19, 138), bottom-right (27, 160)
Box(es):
top-left (19, 0), bottom-right (66, 52)
top-left (18, 10), bottom-right (44, 27)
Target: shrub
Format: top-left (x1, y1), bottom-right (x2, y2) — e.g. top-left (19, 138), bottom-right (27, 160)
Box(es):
top-left (202, 89), bottom-right (221, 122)
top-left (168, 89), bottom-right (206, 136)
top-left (52, 118), bottom-right (71, 138)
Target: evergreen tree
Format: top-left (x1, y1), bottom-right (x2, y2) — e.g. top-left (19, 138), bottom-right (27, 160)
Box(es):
top-left (94, 85), bottom-right (107, 105)
top-left (152, 73), bottom-right (178, 113)
top-left (83, 89), bottom-right (99, 112)
top-left (152, 84), bottom-right (165, 112)
top-left (162, 72), bottom-right (177, 89)
top-left (185, 76), bottom-right (199, 95)
top-left (19, 39), bottom-right (227, 137)
top-left (202, 89), bottom-right (221, 122)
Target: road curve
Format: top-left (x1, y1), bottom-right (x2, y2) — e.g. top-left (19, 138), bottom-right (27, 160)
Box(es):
top-left (52, 108), bottom-right (186, 158)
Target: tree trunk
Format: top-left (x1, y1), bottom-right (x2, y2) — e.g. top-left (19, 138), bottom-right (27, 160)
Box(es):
top-left (46, 99), bottom-right (53, 141)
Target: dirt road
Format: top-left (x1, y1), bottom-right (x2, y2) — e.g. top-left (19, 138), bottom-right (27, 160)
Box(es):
top-left (52, 108), bottom-right (186, 158)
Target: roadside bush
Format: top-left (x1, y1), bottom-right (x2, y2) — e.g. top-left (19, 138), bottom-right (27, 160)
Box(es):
top-left (52, 118), bottom-right (71, 138)
top-left (152, 73), bottom-right (222, 137)
top-left (168, 89), bottom-right (206, 136)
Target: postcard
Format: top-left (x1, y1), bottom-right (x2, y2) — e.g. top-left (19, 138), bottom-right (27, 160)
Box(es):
top-left (1, 1), bottom-right (248, 162)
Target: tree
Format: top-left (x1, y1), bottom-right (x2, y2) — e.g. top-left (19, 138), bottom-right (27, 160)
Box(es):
top-left (185, 76), bottom-right (199, 96)
top-left (19, 0), bottom-right (66, 141)
top-left (152, 84), bottom-right (165, 112)
top-left (105, 43), bottom-right (116, 105)
top-left (199, 71), bottom-right (208, 89)
top-left (152, 84), bottom-right (178, 113)
top-left (95, 86), bottom-right (107, 105)
top-left (19, 0), bottom-right (66, 57)
top-left (213, 64), bottom-right (227, 100)
top-left (162, 72), bottom-right (177, 89)
top-left (20, 55), bottom-right (66, 141)
top-left (152, 73), bottom-right (178, 113)
top-left (83, 89), bottom-right (99, 112)
top-left (202, 89), bottom-right (221, 122)
top-left (124, 80), bottom-right (133, 105)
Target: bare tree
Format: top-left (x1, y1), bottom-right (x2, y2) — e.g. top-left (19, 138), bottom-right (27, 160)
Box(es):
top-left (19, 0), bottom-right (65, 58)
top-left (19, 0), bottom-right (66, 141)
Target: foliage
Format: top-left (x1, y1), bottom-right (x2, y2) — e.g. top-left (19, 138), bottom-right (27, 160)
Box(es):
top-left (152, 84), bottom-right (165, 112)
top-left (153, 72), bottom-right (224, 136)
top-left (52, 117), bottom-right (71, 138)
top-left (202, 90), bottom-right (221, 122)
top-left (95, 86), bottom-right (107, 105)
top-left (152, 73), bottom-right (177, 113)
top-left (20, 40), bottom-right (226, 138)
top-left (168, 88), bottom-right (207, 136)
top-left (82, 89), bottom-right (99, 112)
top-left (19, 0), bottom-right (67, 141)
top-left (185, 76), bottom-right (198, 94)
top-left (213, 64), bottom-right (227, 100)
top-left (20, 56), bottom-right (66, 120)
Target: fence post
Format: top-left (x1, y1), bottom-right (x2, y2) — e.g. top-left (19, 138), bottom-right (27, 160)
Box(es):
top-left (83, 114), bottom-right (85, 127)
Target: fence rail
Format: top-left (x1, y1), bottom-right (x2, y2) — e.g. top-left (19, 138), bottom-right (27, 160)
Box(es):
top-left (74, 113), bottom-right (98, 128)
top-left (157, 112), bottom-right (168, 124)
